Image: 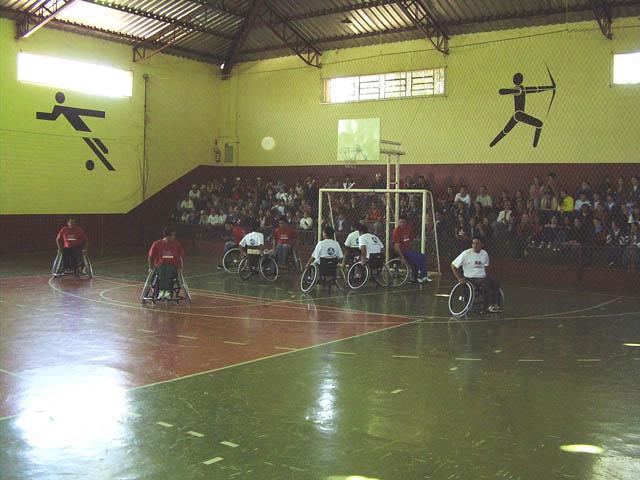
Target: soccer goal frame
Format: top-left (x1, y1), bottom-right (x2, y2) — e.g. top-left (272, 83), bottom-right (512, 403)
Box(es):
top-left (318, 188), bottom-right (441, 274)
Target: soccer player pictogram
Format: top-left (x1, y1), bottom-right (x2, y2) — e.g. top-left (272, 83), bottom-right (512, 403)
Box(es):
top-left (489, 65), bottom-right (556, 148)
top-left (36, 92), bottom-right (114, 171)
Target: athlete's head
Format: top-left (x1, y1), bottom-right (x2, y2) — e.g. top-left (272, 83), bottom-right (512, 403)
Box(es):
top-left (471, 236), bottom-right (483, 252)
top-left (163, 226), bottom-right (177, 241)
top-left (513, 73), bottom-right (523, 85)
top-left (323, 226), bottom-right (335, 239)
top-left (359, 224), bottom-right (368, 234)
top-left (398, 215), bottom-right (407, 228)
top-left (67, 217), bottom-right (76, 228)
top-left (278, 217), bottom-right (288, 228)
top-left (224, 220), bottom-right (234, 230)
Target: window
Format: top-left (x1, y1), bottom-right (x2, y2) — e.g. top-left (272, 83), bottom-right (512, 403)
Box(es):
top-left (613, 51), bottom-right (640, 85)
top-left (17, 52), bottom-right (133, 97)
top-left (324, 68), bottom-right (445, 103)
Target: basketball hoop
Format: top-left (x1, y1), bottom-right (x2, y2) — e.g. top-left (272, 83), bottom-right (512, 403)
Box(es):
top-left (339, 147), bottom-right (358, 169)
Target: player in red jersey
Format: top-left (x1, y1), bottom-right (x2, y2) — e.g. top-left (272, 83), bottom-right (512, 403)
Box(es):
top-left (56, 218), bottom-right (89, 273)
top-left (148, 226), bottom-right (185, 299)
top-left (392, 215), bottom-right (432, 283)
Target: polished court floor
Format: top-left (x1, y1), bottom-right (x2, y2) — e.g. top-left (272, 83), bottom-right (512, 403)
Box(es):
top-left (1, 250), bottom-right (639, 480)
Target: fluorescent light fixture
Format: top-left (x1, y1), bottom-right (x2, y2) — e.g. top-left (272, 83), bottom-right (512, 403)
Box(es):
top-left (613, 51), bottom-right (640, 85)
top-left (17, 52), bottom-right (133, 97)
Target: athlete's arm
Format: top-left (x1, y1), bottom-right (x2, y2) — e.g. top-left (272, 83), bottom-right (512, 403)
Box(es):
top-left (498, 88), bottom-right (520, 95)
top-left (360, 244), bottom-right (368, 265)
top-left (451, 263), bottom-right (466, 284)
top-left (393, 242), bottom-right (407, 264)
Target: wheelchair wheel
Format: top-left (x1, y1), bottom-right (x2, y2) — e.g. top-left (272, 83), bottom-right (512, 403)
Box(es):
top-left (177, 269), bottom-right (191, 304)
top-left (259, 255), bottom-right (279, 283)
top-left (498, 288), bottom-right (505, 310)
top-left (292, 249), bottom-right (303, 272)
top-left (372, 265), bottom-right (391, 287)
top-left (82, 252), bottom-right (93, 278)
top-left (386, 258), bottom-right (409, 287)
top-left (335, 267), bottom-right (347, 292)
top-left (141, 269), bottom-right (156, 303)
top-left (238, 257), bottom-right (252, 280)
top-left (223, 247), bottom-right (242, 273)
top-left (347, 262), bottom-right (369, 290)
top-left (51, 251), bottom-right (63, 277)
top-left (300, 264), bottom-right (318, 293)
top-left (448, 282), bottom-right (474, 318)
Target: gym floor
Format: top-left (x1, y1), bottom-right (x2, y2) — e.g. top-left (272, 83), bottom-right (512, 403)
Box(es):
top-left (1, 250), bottom-right (639, 480)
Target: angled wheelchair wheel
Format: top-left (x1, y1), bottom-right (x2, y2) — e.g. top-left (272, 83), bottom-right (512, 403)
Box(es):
top-left (372, 265), bottom-right (391, 287)
top-left (347, 262), bottom-right (369, 290)
top-left (386, 258), bottom-right (409, 287)
top-left (498, 288), bottom-right (505, 310)
top-left (82, 252), bottom-right (93, 278)
top-left (300, 264), bottom-right (318, 293)
top-left (223, 247), bottom-right (242, 274)
top-left (335, 267), bottom-right (347, 292)
top-left (177, 269), bottom-right (191, 304)
top-left (292, 249), bottom-right (303, 272)
top-left (51, 251), bottom-right (64, 277)
top-left (238, 257), bottom-right (252, 280)
top-left (448, 282), bottom-right (474, 318)
top-left (141, 268), bottom-right (157, 304)
top-left (259, 255), bottom-right (279, 283)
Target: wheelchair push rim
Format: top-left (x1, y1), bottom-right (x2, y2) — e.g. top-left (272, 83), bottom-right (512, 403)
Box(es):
top-left (300, 264), bottom-right (318, 293)
top-left (238, 257), bottom-right (252, 280)
top-left (448, 282), bottom-right (474, 318)
top-left (347, 262), bottom-right (369, 290)
top-left (259, 255), bottom-right (279, 283)
top-left (223, 248), bottom-right (242, 274)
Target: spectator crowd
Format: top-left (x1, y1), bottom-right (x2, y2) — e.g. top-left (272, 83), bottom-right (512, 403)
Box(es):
top-left (171, 171), bottom-right (640, 271)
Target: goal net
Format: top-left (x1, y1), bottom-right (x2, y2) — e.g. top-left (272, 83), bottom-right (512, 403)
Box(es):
top-left (318, 188), bottom-right (441, 275)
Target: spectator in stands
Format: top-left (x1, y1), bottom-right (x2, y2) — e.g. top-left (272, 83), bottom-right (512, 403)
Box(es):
top-left (604, 193), bottom-right (619, 216)
top-left (402, 175), bottom-right (414, 189)
top-left (599, 175), bottom-right (613, 195)
top-left (454, 185), bottom-right (472, 211)
top-left (336, 213), bottom-right (349, 233)
top-left (454, 214), bottom-right (470, 253)
top-left (622, 222), bottom-right (640, 271)
top-left (558, 189), bottom-right (574, 212)
top-left (454, 200), bottom-right (469, 221)
top-left (577, 180), bottom-right (593, 201)
top-left (324, 176), bottom-right (338, 189)
top-left (545, 172), bottom-right (559, 198)
top-left (630, 176), bottom-right (639, 203)
top-left (529, 177), bottom-right (543, 209)
top-left (567, 217), bottom-right (589, 246)
top-left (300, 211), bottom-right (313, 230)
top-left (493, 200), bottom-right (513, 235)
top-left (540, 215), bottom-right (563, 250)
top-left (628, 204), bottom-right (640, 225)
top-left (415, 175), bottom-right (429, 192)
top-left (273, 217), bottom-right (298, 266)
top-left (574, 192), bottom-right (591, 211)
top-left (614, 177), bottom-right (628, 203)
top-left (188, 184), bottom-right (200, 204)
top-left (472, 202), bottom-right (488, 222)
top-left (363, 202), bottom-right (383, 236)
top-left (592, 192), bottom-right (602, 209)
top-left (475, 185), bottom-right (493, 210)
top-left (371, 172), bottom-right (385, 189)
top-left (513, 213), bottom-right (537, 258)
top-left (343, 175), bottom-right (355, 189)
top-left (180, 194), bottom-right (195, 214)
top-left (591, 218), bottom-right (608, 247)
top-left (607, 220), bottom-right (628, 266)
top-left (438, 186), bottom-right (456, 211)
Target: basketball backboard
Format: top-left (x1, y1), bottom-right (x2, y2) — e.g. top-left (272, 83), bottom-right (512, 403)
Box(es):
top-left (337, 118), bottom-right (380, 162)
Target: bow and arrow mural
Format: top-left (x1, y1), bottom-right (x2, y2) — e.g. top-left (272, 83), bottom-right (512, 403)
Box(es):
top-left (490, 65), bottom-right (557, 148)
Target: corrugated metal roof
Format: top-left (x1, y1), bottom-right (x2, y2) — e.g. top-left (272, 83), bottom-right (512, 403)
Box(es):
top-left (1, 0), bottom-right (639, 67)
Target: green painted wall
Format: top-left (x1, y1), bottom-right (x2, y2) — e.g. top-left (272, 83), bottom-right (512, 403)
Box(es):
top-left (228, 19), bottom-right (640, 167)
top-left (0, 18), bottom-right (224, 214)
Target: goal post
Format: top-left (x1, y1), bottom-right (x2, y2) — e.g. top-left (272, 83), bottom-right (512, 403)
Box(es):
top-left (318, 188), bottom-right (441, 274)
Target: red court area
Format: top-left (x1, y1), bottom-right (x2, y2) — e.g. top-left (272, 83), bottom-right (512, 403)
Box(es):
top-left (0, 276), bottom-right (414, 418)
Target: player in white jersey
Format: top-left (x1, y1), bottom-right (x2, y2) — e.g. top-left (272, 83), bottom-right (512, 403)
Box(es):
top-left (239, 222), bottom-right (265, 256)
top-left (343, 224), bottom-right (362, 265)
top-left (357, 224), bottom-right (383, 264)
top-left (306, 226), bottom-right (344, 269)
top-left (451, 236), bottom-right (503, 312)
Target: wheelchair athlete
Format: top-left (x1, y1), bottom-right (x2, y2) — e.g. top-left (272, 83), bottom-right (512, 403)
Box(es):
top-left (148, 226), bottom-right (185, 300)
top-left (56, 218), bottom-right (89, 274)
top-left (342, 224), bottom-right (363, 268)
top-left (272, 217), bottom-right (300, 270)
top-left (451, 236), bottom-right (503, 313)
top-left (305, 225), bottom-right (344, 269)
top-left (301, 226), bottom-right (345, 293)
top-left (392, 215), bottom-right (432, 283)
top-left (347, 224), bottom-right (388, 289)
top-left (238, 222), bottom-right (279, 282)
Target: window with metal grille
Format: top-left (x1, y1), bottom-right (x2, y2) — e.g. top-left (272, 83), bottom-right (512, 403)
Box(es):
top-left (324, 68), bottom-right (444, 103)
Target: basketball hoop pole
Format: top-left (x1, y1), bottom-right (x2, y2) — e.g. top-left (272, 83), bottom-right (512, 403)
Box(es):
top-left (381, 140), bottom-right (404, 262)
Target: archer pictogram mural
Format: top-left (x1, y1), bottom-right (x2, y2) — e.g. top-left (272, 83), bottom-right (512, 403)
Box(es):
top-left (490, 65), bottom-right (556, 148)
top-left (36, 92), bottom-right (114, 171)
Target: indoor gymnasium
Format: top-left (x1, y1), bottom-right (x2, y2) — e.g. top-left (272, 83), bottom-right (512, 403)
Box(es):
top-left (1, 1), bottom-right (640, 479)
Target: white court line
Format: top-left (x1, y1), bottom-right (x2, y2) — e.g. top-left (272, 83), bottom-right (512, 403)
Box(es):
top-left (187, 431), bottom-right (204, 438)
top-left (274, 346), bottom-right (297, 351)
top-left (577, 359), bottom-right (601, 362)
top-left (455, 357), bottom-right (482, 361)
top-left (223, 341), bottom-right (246, 345)
top-left (15, 304), bottom-right (26, 308)
top-left (331, 351), bottom-right (356, 355)
top-left (156, 421), bottom-right (173, 428)
top-left (177, 335), bottom-right (197, 340)
top-left (623, 343), bottom-right (640, 347)
top-left (0, 368), bottom-right (22, 378)
top-left (203, 457), bottom-right (223, 465)
top-left (518, 359), bottom-right (544, 362)
top-left (392, 355), bottom-right (419, 359)
top-left (391, 389), bottom-right (403, 394)
top-left (220, 441), bottom-right (238, 448)
top-left (449, 366), bottom-right (459, 371)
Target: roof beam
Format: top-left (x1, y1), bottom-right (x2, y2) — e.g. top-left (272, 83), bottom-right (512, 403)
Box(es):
top-left (256, 2), bottom-right (322, 68)
top-left (591, 0), bottom-right (613, 38)
top-left (222, 0), bottom-right (266, 78)
top-left (85, 0), bottom-right (236, 41)
top-left (287, 0), bottom-right (400, 21)
top-left (16, 0), bottom-right (81, 39)
top-left (395, 0), bottom-right (448, 54)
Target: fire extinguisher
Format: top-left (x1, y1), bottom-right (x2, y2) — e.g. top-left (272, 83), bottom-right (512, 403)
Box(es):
top-left (214, 139), bottom-right (221, 163)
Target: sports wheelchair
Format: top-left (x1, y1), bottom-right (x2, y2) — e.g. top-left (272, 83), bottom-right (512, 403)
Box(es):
top-left (222, 246), bottom-right (242, 273)
top-left (300, 257), bottom-right (346, 293)
top-left (346, 253), bottom-right (391, 290)
top-left (51, 249), bottom-right (93, 278)
top-left (448, 279), bottom-right (505, 318)
top-left (265, 246), bottom-right (302, 273)
top-left (238, 249), bottom-right (279, 283)
top-left (141, 266), bottom-right (191, 305)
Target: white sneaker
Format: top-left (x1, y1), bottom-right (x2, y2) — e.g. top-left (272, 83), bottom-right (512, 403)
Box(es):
top-left (488, 305), bottom-right (504, 312)
top-left (418, 276), bottom-right (433, 283)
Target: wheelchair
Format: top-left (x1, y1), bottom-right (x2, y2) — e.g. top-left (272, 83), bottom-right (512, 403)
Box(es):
top-left (300, 257), bottom-right (346, 293)
top-left (238, 249), bottom-right (279, 283)
top-left (448, 279), bottom-right (505, 318)
top-left (384, 256), bottom-right (411, 287)
top-left (346, 253), bottom-right (391, 290)
top-left (222, 246), bottom-right (242, 273)
top-left (265, 246), bottom-right (302, 273)
top-left (52, 249), bottom-right (93, 278)
top-left (141, 266), bottom-right (191, 305)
